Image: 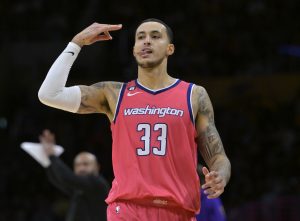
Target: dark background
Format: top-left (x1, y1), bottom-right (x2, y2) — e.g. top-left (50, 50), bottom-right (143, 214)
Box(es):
top-left (0, 0), bottom-right (299, 220)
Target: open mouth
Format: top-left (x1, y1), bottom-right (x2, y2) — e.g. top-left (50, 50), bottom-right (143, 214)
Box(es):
top-left (139, 48), bottom-right (153, 57)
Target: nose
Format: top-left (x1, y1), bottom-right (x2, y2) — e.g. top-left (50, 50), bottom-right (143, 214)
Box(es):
top-left (143, 35), bottom-right (151, 45)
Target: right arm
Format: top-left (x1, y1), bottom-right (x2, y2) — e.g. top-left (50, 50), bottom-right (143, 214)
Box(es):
top-left (77, 81), bottom-right (123, 121)
top-left (38, 23), bottom-right (122, 120)
top-left (46, 158), bottom-right (73, 196)
top-left (47, 155), bottom-right (109, 193)
top-left (40, 130), bottom-right (109, 193)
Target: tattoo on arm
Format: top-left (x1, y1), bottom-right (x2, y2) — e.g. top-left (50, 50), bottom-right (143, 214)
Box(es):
top-left (196, 87), bottom-right (231, 182)
top-left (77, 81), bottom-right (122, 114)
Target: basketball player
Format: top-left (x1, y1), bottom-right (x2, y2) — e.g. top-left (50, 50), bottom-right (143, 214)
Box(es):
top-left (38, 19), bottom-right (231, 221)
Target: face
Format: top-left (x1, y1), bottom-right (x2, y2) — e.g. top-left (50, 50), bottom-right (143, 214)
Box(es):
top-left (133, 22), bottom-right (174, 68)
top-left (73, 153), bottom-right (99, 176)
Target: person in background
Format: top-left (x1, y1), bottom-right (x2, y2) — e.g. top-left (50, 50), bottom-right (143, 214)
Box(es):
top-left (39, 129), bottom-right (110, 221)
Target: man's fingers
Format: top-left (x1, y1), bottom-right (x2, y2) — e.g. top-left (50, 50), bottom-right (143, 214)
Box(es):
top-left (203, 187), bottom-right (215, 195)
top-left (90, 27), bottom-right (119, 42)
top-left (104, 31), bottom-right (112, 38)
top-left (39, 129), bottom-right (55, 144)
top-left (202, 166), bottom-right (210, 176)
top-left (73, 23), bottom-right (122, 46)
top-left (202, 178), bottom-right (224, 189)
top-left (203, 185), bottom-right (224, 199)
top-left (201, 168), bottom-right (226, 198)
top-left (202, 181), bottom-right (215, 189)
top-left (101, 24), bottom-right (122, 32)
top-left (213, 177), bottom-right (222, 184)
top-left (207, 189), bottom-right (224, 199)
top-left (94, 24), bottom-right (122, 34)
top-left (93, 33), bottom-right (112, 42)
top-left (208, 171), bottom-right (219, 178)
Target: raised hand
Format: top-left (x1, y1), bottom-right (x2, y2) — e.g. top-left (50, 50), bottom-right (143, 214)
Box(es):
top-left (201, 166), bottom-right (226, 199)
top-left (39, 129), bottom-right (56, 156)
top-left (72, 22), bottom-right (122, 47)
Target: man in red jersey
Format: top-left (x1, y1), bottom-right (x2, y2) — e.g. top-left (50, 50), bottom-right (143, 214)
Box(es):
top-left (38, 18), bottom-right (231, 221)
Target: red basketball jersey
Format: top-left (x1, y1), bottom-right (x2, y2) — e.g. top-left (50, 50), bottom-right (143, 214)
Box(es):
top-left (106, 79), bottom-right (200, 214)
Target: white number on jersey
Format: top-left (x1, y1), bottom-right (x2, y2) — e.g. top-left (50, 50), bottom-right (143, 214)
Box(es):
top-left (136, 123), bottom-right (167, 156)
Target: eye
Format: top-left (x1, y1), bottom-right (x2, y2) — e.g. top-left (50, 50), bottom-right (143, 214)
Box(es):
top-left (152, 35), bottom-right (160, 39)
top-left (137, 35), bottom-right (144, 40)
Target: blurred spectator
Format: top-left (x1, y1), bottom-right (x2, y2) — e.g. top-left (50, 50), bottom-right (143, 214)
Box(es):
top-left (39, 130), bottom-right (110, 221)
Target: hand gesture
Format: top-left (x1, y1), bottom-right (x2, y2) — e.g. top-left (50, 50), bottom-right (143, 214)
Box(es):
top-left (72, 22), bottom-right (122, 47)
top-left (39, 129), bottom-right (56, 156)
top-left (201, 166), bottom-right (226, 199)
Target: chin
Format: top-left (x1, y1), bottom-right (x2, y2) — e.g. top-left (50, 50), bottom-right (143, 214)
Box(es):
top-left (138, 62), bottom-right (156, 68)
top-left (137, 58), bottom-right (164, 69)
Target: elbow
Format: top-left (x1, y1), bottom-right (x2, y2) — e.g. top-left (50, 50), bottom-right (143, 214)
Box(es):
top-left (38, 87), bottom-right (57, 106)
top-left (38, 87), bottom-right (49, 105)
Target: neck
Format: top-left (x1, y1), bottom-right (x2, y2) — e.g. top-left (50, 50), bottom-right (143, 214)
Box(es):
top-left (137, 59), bottom-right (175, 90)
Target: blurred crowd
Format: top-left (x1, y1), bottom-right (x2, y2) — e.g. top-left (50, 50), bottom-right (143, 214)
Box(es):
top-left (1, 0), bottom-right (300, 76)
top-left (0, 0), bottom-right (299, 220)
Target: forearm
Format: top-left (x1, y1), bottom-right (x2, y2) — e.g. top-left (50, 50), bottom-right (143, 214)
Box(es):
top-left (49, 156), bottom-right (95, 190)
top-left (209, 154), bottom-right (231, 185)
top-left (49, 156), bottom-right (76, 182)
top-left (198, 126), bottom-right (231, 185)
top-left (38, 42), bottom-right (82, 112)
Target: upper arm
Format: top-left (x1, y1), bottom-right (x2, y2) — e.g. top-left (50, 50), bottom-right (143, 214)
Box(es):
top-left (77, 81), bottom-right (123, 119)
top-left (194, 86), bottom-right (226, 166)
top-left (49, 157), bottom-right (98, 192)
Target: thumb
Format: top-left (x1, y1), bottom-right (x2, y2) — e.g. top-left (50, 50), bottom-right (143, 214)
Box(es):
top-left (202, 166), bottom-right (210, 176)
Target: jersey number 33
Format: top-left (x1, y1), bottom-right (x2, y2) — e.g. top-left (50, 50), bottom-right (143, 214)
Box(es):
top-left (136, 123), bottom-right (168, 156)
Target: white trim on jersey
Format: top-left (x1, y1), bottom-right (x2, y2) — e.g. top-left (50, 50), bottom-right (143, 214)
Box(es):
top-left (136, 79), bottom-right (179, 92)
top-left (112, 83), bottom-right (125, 122)
top-left (190, 84), bottom-right (196, 124)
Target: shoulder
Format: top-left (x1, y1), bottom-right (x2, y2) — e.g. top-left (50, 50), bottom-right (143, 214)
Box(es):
top-left (91, 81), bottom-right (124, 91)
top-left (79, 81), bottom-right (124, 98)
top-left (178, 80), bottom-right (207, 96)
top-left (191, 84), bottom-right (209, 106)
top-left (89, 81), bottom-right (125, 102)
top-left (189, 84), bottom-right (214, 120)
top-left (191, 84), bottom-right (207, 95)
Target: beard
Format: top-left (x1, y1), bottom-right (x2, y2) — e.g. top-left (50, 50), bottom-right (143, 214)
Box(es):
top-left (136, 56), bottom-right (165, 69)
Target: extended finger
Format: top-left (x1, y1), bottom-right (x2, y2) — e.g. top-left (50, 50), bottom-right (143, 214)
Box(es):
top-left (203, 187), bottom-right (215, 195)
top-left (203, 179), bottom-right (225, 189)
top-left (202, 166), bottom-right (210, 176)
top-left (102, 24), bottom-right (122, 32)
top-left (202, 180), bottom-right (215, 189)
top-left (207, 189), bottom-right (224, 199)
top-left (93, 24), bottom-right (122, 33)
top-left (103, 31), bottom-right (112, 39)
top-left (93, 33), bottom-right (112, 42)
top-left (208, 171), bottom-right (219, 178)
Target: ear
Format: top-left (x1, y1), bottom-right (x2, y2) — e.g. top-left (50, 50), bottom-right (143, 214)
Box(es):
top-left (167, 44), bottom-right (175, 56)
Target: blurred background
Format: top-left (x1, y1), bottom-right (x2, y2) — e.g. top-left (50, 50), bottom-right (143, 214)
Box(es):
top-left (0, 0), bottom-right (299, 220)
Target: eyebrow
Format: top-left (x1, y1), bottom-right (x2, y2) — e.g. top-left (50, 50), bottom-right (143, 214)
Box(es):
top-left (136, 30), bottom-right (162, 35)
